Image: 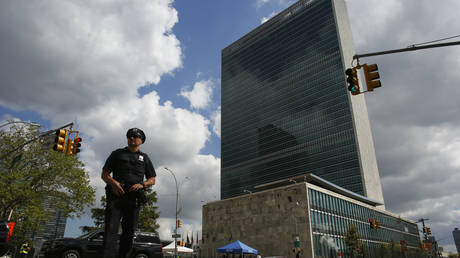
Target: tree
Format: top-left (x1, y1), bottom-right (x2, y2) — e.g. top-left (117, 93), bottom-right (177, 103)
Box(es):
top-left (84, 188), bottom-right (160, 234)
top-left (0, 123), bottom-right (95, 246)
top-left (137, 189), bottom-right (160, 233)
top-left (344, 223), bottom-right (363, 258)
top-left (81, 196), bottom-right (106, 233)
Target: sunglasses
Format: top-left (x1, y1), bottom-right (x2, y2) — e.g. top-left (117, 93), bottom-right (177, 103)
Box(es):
top-left (127, 132), bottom-right (142, 139)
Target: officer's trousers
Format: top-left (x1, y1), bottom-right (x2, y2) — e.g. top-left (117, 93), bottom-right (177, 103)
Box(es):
top-left (103, 194), bottom-right (140, 258)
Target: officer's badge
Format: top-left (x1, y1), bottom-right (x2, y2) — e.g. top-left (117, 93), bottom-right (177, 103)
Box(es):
top-left (138, 155), bottom-right (144, 162)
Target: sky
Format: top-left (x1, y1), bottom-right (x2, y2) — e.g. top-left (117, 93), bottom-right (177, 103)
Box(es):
top-left (1, 0), bottom-right (460, 253)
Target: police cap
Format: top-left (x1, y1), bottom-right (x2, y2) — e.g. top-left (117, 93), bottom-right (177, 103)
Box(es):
top-left (126, 128), bottom-right (146, 143)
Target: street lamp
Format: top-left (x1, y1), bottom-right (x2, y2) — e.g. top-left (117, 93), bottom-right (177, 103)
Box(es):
top-left (243, 189), bottom-right (252, 194)
top-left (163, 167), bottom-right (179, 258)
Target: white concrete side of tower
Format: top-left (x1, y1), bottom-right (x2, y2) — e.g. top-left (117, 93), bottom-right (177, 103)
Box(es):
top-left (331, 0), bottom-right (385, 208)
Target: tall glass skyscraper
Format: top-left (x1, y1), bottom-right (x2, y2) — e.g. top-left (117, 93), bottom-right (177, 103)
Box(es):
top-left (221, 0), bottom-right (384, 204)
top-left (453, 228), bottom-right (460, 253)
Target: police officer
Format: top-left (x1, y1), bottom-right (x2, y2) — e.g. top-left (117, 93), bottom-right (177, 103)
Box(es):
top-left (102, 128), bottom-right (156, 258)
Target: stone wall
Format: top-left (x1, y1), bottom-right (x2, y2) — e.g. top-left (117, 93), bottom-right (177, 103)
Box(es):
top-left (202, 183), bottom-right (313, 258)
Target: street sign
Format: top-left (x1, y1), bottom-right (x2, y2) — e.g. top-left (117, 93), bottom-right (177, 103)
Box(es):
top-left (172, 234), bottom-right (181, 238)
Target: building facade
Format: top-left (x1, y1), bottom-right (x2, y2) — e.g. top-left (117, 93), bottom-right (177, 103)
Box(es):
top-left (31, 198), bottom-right (67, 241)
top-left (221, 0), bottom-right (383, 204)
top-left (453, 228), bottom-right (460, 254)
top-left (203, 174), bottom-right (420, 258)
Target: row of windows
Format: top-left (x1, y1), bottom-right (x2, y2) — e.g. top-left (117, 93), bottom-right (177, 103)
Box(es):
top-left (222, 9), bottom-right (338, 102)
top-left (221, 90), bottom-right (350, 147)
top-left (221, 1), bottom-right (334, 77)
top-left (310, 190), bottom-right (418, 234)
top-left (221, 70), bottom-right (348, 130)
top-left (222, 47), bottom-right (342, 105)
top-left (309, 189), bottom-right (420, 245)
top-left (222, 0), bottom-right (322, 58)
top-left (221, 161), bottom-right (363, 199)
top-left (312, 234), bottom-right (423, 258)
top-left (222, 110), bottom-right (352, 156)
top-left (222, 131), bottom-right (356, 176)
top-left (222, 37), bottom-right (340, 101)
top-left (222, 120), bottom-right (355, 166)
top-left (221, 2), bottom-right (333, 70)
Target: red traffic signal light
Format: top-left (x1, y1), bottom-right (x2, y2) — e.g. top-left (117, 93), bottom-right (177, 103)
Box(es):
top-left (369, 218), bottom-right (375, 229)
top-left (72, 137), bottom-right (82, 155)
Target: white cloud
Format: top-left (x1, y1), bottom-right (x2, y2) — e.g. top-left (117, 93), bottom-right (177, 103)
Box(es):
top-left (179, 79), bottom-right (214, 110)
top-left (0, 0), bottom-right (220, 238)
top-left (211, 106), bottom-right (221, 138)
top-left (0, 0), bottom-right (182, 124)
top-left (261, 11), bottom-right (277, 24)
top-left (256, 0), bottom-right (293, 8)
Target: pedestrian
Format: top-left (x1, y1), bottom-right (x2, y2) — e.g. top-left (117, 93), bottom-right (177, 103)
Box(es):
top-left (19, 242), bottom-right (30, 257)
top-left (102, 128), bottom-right (157, 258)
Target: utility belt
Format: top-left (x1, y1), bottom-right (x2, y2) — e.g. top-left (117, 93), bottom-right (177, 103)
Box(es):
top-left (106, 183), bottom-right (148, 207)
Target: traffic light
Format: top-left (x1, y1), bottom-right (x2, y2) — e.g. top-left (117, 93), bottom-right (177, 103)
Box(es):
top-left (375, 220), bottom-right (381, 229)
top-left (363, 64), bottom-right (381, 91)
top-left (72, 136), bottom-right (82, 155)
top-left (345, 68), bottom-right (360, 95)
top-left (177, 219), bottom-right (182, 228)
top-left (369, 218), bottom-right (375, 229)
top-left (426, 227), bottom-right (431, 235)
top-left (53, 129), bottom-right (68, 152)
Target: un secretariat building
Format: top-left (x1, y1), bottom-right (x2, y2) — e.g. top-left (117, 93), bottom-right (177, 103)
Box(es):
top-left (221, 0), bottom-right (383, 204)
top-left (203, 0), bottom-right (422, 257)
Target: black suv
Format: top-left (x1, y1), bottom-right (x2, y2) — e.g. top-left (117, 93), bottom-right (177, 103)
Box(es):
top-left (39, 230), bottom-right (163, 258)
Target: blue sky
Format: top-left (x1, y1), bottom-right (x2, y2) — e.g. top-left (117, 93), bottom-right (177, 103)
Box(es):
top-left (1, 0), bottom-right (460, 254)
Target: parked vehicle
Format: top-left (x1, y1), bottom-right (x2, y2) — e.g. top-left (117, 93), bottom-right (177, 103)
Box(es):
top-left (0, 220), bottom-right (13, 256)
top-left (39, 230), bottom-right (163, 258)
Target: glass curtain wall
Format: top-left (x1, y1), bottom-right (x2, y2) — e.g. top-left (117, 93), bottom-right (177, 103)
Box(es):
top-left (308, 188), bottom-right (420, 257)
top-left (222, 0), bottom-right (363, 199)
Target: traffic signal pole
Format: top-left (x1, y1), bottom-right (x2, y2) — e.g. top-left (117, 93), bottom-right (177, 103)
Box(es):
top-left (418, 218), bottom-right (429, 240)
top-left (353, 40), bottom-right (460, 63)
top-left (0, 122), bottom-right (74, 160)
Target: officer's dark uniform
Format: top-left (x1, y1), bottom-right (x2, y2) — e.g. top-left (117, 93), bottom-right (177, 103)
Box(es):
top-left (103, 147), bottom-right (156, 258)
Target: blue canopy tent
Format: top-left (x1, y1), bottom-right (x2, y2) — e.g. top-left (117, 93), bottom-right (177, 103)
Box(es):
top-left (217, 240), bottom-right (258, 254)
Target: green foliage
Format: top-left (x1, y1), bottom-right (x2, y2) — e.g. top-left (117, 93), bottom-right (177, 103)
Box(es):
top-left (84, 188), bottom-right (160, 234)
top-left (344, 223), bottom-right (362, 248)
top-left (137, 189), bottom-right (160, 233)
top-left (344, 223), bottom-right (364, 257)
top-left (0, 123), bottom-right (95, 245)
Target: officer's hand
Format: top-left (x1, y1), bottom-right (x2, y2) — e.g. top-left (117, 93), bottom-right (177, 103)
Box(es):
top-left (111, 181), bottom-right (125, 196)
top-left (129, 183), bottom-right (143, 192)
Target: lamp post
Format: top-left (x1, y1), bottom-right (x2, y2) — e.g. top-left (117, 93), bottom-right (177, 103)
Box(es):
top-left (164, 167), bottom-right (179, 258)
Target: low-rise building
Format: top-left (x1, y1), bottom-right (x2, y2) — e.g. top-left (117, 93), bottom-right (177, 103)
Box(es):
top-left (202, 174), bottom-right (420, 257)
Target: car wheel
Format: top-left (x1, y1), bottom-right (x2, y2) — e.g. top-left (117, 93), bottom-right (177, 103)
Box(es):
top-left (62, 249), bottom-right (80, 258)
top-left (135, 253), bottom-right (149, 258)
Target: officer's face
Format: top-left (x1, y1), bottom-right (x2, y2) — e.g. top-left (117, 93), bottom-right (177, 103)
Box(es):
top-left (127, 135), bottom-right (143, 147)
